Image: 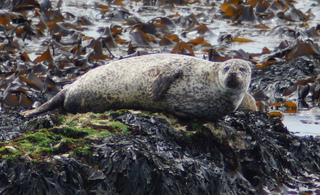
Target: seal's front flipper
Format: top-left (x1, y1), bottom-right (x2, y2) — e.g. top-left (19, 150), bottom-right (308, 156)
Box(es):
top-left (149, 67), bottom-right (183, 101)
top-left (236, 92), bottom-right (257, 111)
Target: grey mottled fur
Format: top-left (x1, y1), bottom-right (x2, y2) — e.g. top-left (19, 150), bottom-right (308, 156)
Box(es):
top-left (23, 54), bottom-right (253, 120)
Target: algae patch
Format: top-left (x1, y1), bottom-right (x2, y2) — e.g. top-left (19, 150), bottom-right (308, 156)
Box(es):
top-left (0, 111), bottom-right (131, 161)
top-left (1, 110), bottom-right (208, 161)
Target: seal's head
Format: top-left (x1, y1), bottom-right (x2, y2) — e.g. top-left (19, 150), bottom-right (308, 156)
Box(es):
top-left (218, 59), bottom-right (251, 91)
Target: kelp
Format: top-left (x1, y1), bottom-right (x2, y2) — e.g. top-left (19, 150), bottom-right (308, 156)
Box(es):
top-left (1, 111), bottom-right (320, 193)
top-left (0, 0), bottom-right (319, 113)
top-left (0, 1), bottom-right (319, 193)
top-left (250, 56), bottom-right (320, 113)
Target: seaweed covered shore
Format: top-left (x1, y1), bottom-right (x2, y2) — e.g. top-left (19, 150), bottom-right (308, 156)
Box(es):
top-left (1, 0), bottom-right (320, 194)
top-left (1, 110), bottom-right (320, 194)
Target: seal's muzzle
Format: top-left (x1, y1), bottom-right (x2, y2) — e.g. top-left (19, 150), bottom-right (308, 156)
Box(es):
top-left (225, 73), bottom-right (239, 89)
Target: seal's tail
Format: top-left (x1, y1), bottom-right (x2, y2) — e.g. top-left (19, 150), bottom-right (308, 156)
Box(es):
top-left (22, 90), bottom-right (66, 118)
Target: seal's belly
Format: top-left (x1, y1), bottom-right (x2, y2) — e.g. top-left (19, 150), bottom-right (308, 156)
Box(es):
top-left (166, 95), bottom-right (237, 119)
top-left (63, 82), bottom-right (167, 113)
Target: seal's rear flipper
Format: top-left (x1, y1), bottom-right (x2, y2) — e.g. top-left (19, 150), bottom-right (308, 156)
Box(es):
top-left (22, 90), bottom-right (66, 118)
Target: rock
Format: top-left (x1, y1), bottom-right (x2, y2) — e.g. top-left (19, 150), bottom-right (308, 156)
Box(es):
top-left (1, 111), bottom-right (320, 194)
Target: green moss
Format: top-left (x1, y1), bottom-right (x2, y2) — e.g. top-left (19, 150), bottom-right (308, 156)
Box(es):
top-left (57, 115), bottom-right (67, 124)
top-left (102, 131), bottom-right (114, 136)
top-left (89, 113), bottom-right (102, 119)
top-left (17, 141), bottom-right (35, 151)
top-left (70, 145), bottom-right (95, 163)
top-left (80, 128), bottom-right (98, 135)
top-left (139, 111), bottom-right (153, 116)
top-left (2, 154), bottom-right (12, 159)
top-left (0, 129), bottom-right (66, 159)
top-left (1, 112), bottom-right (133, 161)
top-left (24, 130), bottom-right (58, 147)
top-left (6, 153), bottom-right (22, 160)
top-left (94, 109), bottom-right (129, 118)
top-left (63, 137), bottom-right (76, 143)
top-left (0, 147), bottom-right (7, 153)
top-left (36, 147), bottom-right (55, 155)
top-left (112, 109), bottom-right (129, 115)
top-left (53, 124), bottom-right (116, 140)
top-left (90, 110), bottom-right (115, 119)
top-left (16, 138), bottom-right (54, 156)
top-left (52, 127), bottom-right (90, 138)
top-left (108, 121), bottom-right (130, 135)
top-left (184, 132), bottom-right (194, 142)
top-left (69, 122), bottom-right (77, 127)
top-left (191, 123), bottom-right (202, 131)
top-left (73, 146), bottom-right (91, 154)
top-left (25, 134), bottom-right (45, 143)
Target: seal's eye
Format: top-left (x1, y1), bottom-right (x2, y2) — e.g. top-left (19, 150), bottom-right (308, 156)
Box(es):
top-left (239, 67), bottom-right (246, 72)
top-left (224, 67), bottom-right (230, 72)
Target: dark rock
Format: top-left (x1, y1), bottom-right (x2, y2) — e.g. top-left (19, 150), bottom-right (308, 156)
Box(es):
top-left (0, 110), bottom-right (25, 142)
top-left (90, 112), bottom-right (320, 194)
top-left (1, 111), bottom-right (320, 194)
top-left (250, 56), bottom-right (320, 102)
top-left (0, 157), bottom-right (115, 195)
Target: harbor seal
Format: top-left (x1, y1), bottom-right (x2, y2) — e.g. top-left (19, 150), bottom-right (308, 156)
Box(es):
top-left (23, 53), bottom-right (255, 120)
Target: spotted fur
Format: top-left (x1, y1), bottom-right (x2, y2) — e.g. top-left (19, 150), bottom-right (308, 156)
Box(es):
top-left (23, 54), bottom-right (253, 120)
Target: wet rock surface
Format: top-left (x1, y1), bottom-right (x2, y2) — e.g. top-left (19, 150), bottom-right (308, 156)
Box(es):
top-left (1, 111), bottom-right (320, 194)
top-left (0, 111), bottom-right (25, 142)
top-left (251, 56), bottom-right (320, 103)
top-left (0, 157), bottom-right (115, 194)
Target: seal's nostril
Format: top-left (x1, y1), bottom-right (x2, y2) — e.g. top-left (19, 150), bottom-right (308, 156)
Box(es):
top-left (229, 73), bottom-right (236, 77)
